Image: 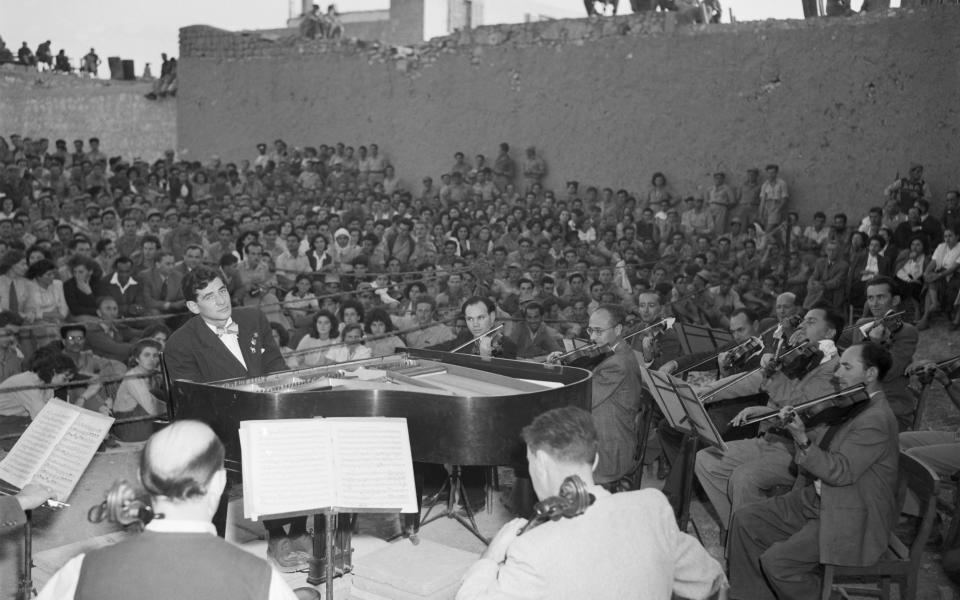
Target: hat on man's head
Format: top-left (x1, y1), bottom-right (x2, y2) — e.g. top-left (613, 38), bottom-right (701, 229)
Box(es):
top-left (334, 228), bottom-right (350, 239)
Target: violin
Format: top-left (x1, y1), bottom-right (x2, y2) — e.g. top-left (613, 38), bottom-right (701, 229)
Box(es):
top-left (548, 341), bottom-right (614, 369)
top-left (907, 354), bottom-right (960, 386)
top-left (721, 336), bottom-right (764, 372)
top-left (738, 384), bottom-right (870, 428)
top-left (763, 341), bottom-right (824, 380)
top-left (855, 310), bottom-right (906, 346)
top-left (623, 317), bottom-right (676, 363)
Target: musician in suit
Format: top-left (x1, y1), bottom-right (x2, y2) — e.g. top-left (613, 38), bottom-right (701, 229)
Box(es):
top-left (727, 342), bottom-right (899, 599)
top-left (631, 290), bottom-right (681, 370)
top-left (840, 276), bottom-right (917, 431)
top-left (164, 266), bottom-right (308, 572)
top-left (452, 296), bottom-right (518, 359)
top-left (583, 304), bottom-right (645, 485)
top-left (694, 302), bottom-right (844, 531)
top-left (656, 308), bottom-right (780, 509)
top-left (36, 420), bottom-right (298, 600)
top-left (456, 406), bottom-right (727, 600)
top-left (0, 484), bottom-right (54, 535)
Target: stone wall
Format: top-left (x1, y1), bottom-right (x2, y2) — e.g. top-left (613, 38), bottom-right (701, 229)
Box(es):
top-left (0, 68), bottom-right (176, 163)
top-left (178, 7), bottom-right (960, 219)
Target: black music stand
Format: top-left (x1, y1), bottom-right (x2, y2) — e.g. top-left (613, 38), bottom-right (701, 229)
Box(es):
top-left (675, 322), bottom-right (732, 359)
top-left (641, 369), bottom-right (726, 538)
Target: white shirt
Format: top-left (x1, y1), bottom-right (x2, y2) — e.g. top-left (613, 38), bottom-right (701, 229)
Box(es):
top-left (205, 317), bottom-right (247, 370)
top-left (37, 519), bottom-right (298, 600)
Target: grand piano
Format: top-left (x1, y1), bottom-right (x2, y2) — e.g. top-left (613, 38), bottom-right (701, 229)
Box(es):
top-left (168, 348), bottom-right (592, 583)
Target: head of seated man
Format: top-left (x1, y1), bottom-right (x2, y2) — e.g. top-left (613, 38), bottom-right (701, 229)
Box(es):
top-left (523, 406), bottom-right (600, 500)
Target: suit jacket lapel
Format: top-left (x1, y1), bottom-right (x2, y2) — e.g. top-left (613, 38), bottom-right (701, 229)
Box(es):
top-left (194, 317), bottom-right (248, 375)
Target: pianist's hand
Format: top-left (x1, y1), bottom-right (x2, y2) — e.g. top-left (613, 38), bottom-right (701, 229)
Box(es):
top-left (481, 517), bottom-right (528, 563)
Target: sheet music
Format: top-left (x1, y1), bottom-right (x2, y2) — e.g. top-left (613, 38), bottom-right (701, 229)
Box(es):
top-left (328, 418), bottom-right (417, 513)
top-left (0, 400), bottom-right (77, 488)
top-left (32, 411), bottom-right (114, 500)
top-left (240, 419), bottom-right (335, 520)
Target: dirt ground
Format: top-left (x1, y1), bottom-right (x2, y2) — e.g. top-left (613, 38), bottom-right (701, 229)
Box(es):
top-left (1, 321), bottom-right (958, 599)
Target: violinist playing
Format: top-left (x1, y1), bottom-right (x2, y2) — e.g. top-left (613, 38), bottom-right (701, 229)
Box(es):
top-left (549, 304), bottom-right (645, 487)
top-left (655, 309), bottom-right (778, 507)
top-left (727, 342), bottom-right (899, 600)
top-left (453, 296), bottom-right (518, 359)
top-left (630, 290), bottom-right (682, 370)
top-left (694, 302), bottom-right (844, 532)
top-left (839, 276), bottom-right (918, 431)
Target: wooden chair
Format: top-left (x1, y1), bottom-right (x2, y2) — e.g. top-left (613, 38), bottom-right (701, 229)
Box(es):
top-left (820, 453), bottom-right (938, 600)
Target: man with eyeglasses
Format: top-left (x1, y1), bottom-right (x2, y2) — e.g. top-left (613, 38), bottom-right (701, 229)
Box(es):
top-left (164, 266), bottom-right (305, 572)
top-left (550, 303), bottom-right (644, 486)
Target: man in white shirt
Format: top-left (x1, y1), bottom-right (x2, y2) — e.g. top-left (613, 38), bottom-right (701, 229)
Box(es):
top-left (456, 406), bottom-right (726, 600)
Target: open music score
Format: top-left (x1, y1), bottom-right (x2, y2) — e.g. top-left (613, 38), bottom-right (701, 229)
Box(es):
top-left (220, 353), bottom-right (557, 397)
top-left (239, 417), bottom-right (418, 520)
top-left (0, 399), bottom-right (114, 501)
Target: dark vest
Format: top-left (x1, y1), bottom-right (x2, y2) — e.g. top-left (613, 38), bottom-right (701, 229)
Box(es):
top-left (75, 530), bottom-right (272, 600)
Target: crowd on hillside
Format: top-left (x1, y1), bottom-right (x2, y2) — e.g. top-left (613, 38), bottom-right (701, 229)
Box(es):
top-left (0, 131), bottom-right (958, 438)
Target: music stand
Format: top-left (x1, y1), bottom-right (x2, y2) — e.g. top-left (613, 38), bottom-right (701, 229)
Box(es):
top-left (641, 369), bottom-right (725, 537)
top-left (675, 322), bottom-right (732, 357)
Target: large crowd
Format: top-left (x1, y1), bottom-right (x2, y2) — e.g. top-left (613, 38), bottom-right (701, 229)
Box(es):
top-left (0, 132), bottom-right (957, 433)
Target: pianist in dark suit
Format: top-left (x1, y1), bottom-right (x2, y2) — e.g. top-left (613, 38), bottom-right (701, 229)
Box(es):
top-left (163, 266), bottom-right (308, 572)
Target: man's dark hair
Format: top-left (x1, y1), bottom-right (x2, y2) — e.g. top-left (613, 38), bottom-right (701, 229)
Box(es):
top-left (525, 302), bottom-right (543, 316)
top-left (808, 301), bottom-right (845, 342)
top-left (865, 276), bottom-right (900, 299)
top-left (521, 406), bottom-right (598, 466)
top-left (219, 253), bottom-right (239, 268)
top-left (854, 342), bottom-right (892, 380)
top-left (729, 307), bottom-right (758, 324)
top-left (180, 265), bottom-right (222, 303)
top-left (461, 295), bottom-right (495, 316)
top-left (34, 353), bottom-right (77, 384)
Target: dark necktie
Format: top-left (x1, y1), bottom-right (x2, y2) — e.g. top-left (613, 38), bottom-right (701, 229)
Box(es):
top-left (159, 278), bottom-right (167, 300)
top-left (8, 281), bottom-right (18, 314)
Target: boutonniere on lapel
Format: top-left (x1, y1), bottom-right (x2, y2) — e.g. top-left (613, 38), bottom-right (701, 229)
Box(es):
top-left (250, 332), bottom-right (260, 355)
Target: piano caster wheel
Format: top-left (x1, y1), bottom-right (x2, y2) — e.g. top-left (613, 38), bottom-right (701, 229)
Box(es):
top-left (407, 532), bottom-right (420, 545)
